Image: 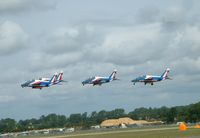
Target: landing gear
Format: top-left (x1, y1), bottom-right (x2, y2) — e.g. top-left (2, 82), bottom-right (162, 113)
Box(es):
top-left (151, 82), bottom-right (153, 85)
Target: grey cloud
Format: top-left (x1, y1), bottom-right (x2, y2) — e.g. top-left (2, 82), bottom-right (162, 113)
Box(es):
top-left (134, 1), bottom-right (198, 32)
top-left (0, 95), bottom-right (15, 103)
top-left (0, 0), bottom-right (57, 14)
top-left (27, 0), bottom-right (200, 80)
top-left (44, 25), bottom-right (105, 55)
top-left (136, 7), bottom-right (160, 24)
top-left (171, 57), bottom-right (200, 76)
top-left (0, 21), bottom-right (28, 56)
top-left (29, 52), bottom-right (83, 72)
top-left (27, 24), bottom-right (107, 72)
top-left (35, 12), bottom-right (200, 80)
top-left (161, 6), bottom-right (187, 32)
top-left (87, 23), bottom-right (164, 66)
top-left (0, 69), bottom-right (27, 84)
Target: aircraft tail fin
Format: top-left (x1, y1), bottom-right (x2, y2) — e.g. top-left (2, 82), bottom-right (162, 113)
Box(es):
top-left (49, 73), bottom-right (57, 84)
top-left (161, 68), bottom-right (170, 80)
top-left (57, 71), bottom-right (63, 82)
top-left (109, 69), bottom-right (117, 81)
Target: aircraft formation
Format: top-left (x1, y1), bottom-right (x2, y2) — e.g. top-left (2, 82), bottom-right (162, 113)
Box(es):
top-left (21, 68), bottom-right (171, 89)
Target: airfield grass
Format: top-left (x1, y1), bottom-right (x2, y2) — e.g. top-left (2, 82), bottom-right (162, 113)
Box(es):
top-left (84, 129), bottom-right (200, 138)
top-left (29, 128), bottom-right (200, 138)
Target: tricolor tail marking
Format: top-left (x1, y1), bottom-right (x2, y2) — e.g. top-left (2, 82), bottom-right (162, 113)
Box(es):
top-left (109, 69), bottom-right (117, 81)
top-left (161, 68), bottom-right (170, 80)
top-left (57, 71), bottom-right (63, 81)
top-left (50, 74), bottom-right (57, 84)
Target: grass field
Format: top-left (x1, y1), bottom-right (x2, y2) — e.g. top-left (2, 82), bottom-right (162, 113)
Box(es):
top-left (29, 127), bottom-right (200, 138)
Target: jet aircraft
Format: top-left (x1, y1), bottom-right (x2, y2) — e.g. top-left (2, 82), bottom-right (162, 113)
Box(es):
top-left (131, 68), bottom-right (171, 85)
top-left (21, 71), bottom-right (65, 89)
top-left (82, 70), bottom-right (118, 86)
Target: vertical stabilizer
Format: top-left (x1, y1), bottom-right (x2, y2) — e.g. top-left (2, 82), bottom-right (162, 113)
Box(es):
top-left (57, 71), bottom-right (63, 82)
top-left (109, 69), bottom-right (117, 81)
top-left (49, 73), bottom-right (57, 84)
top-left (161, 68), bottom-right (170, 80)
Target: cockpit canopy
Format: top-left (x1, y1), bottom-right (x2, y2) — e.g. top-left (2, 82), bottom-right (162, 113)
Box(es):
top-left (83, 77), bottom-right (95, 83)
top-left (88, 77), bottom-right (95, 80)
top-left (21, 79), bottom-right (35, 87)
top-left (27, 80), bottom-right (35, 83)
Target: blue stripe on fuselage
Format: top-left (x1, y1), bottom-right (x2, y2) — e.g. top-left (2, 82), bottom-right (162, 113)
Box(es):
top-left (133, 76), bottom-right (162, 83)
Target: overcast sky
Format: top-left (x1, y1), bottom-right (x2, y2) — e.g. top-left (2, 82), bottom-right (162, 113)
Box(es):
top-left (0, 0), bottom-right (200, 120)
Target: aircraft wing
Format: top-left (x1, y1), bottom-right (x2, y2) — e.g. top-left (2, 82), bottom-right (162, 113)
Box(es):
top-left (132, 76), bottom-right (146, 82)
top-left (31, 84), bottom-right (43, 87)
top-left (31, 81), bottom-right (48, 87)
top-left (145, 76), bottom-right (153, 80)
top-left (92, 78), bottom-right (102, 85)
top-left (132, 76), bottom-right (144, 84)
top-left (32, 81), bottom-right (42, 85)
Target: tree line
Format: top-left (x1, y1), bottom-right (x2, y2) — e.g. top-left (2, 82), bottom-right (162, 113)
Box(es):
top-left (1, 101), bottom-right (200, 133)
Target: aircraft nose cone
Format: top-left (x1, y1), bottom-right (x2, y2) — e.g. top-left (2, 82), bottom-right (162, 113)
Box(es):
top-left (82, 81), bottom-right (86, 85)
top-left (82, 79), bottom-right (89, 85)
top-left (131, 79), bottom-right (136, 82)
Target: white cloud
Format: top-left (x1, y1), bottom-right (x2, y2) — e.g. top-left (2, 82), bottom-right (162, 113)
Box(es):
top-left (45, 25), bottom-right (104, 55)
top-left (0, 21), bottom-right (28, 56)
top-left (29, 52), bottom-right (83, 71)
top-left (89, 23), bottom-right (162, 65)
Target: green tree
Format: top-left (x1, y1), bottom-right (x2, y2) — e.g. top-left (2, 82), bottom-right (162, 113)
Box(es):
top-left (69, 113), bottom-right (82, 127)
top-left (166, 107), bottom-right (177, 123)
top-left (0, 118), bottom-right (16, 133)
